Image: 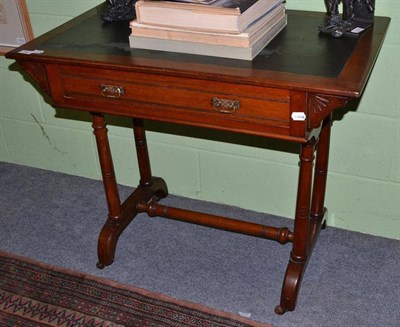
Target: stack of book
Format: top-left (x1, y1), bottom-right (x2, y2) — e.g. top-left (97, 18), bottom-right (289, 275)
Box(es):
top-left (129, 0), bottom-right (287, 60)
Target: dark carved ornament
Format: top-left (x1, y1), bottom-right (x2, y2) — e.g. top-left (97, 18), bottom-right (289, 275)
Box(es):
top-left (320, 0), bottom-right (375, 37)
top-left (101, 0), bottom-right (136, 22)
top-left (18, 61), bottom-right (51, 96)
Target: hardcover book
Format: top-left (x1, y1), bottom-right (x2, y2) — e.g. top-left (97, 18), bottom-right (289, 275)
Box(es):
top-left (130, 4), bottom-right (286, 47)
top-left (129, 14), bottom-right (287, 60)
top-left (135, 0), bottom-right (285, 33)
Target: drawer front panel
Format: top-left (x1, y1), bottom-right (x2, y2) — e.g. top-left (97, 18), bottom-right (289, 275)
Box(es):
top-left (50, 65), bottom-right (296, 138)
top-left (63, 75), bottom-right (289, 121)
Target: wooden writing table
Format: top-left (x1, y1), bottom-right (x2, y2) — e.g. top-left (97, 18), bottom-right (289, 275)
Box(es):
top-left (6, 4), bottom-right (390, 314)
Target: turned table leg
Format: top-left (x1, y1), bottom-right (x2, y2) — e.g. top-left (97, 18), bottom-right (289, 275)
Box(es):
top-left (92, 113), bottom-right (122, 222)
top-left (275, 117), bottom-right (331, 314)
top-left (275, 139), bottom-right (316, 315)
top-left (133, 118), bottom-right (153, 187)
top-left (275, 116), bottom-right (332, 314)
top-left (310, 116), bottom-right (332, 228)
top-left (92, 114), bottom-right (168, 268)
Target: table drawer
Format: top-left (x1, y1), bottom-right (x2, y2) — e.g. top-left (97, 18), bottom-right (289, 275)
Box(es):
top-left (61, 66), bottom-right (287, 113)
top-left (50, 65), bottom-right (294, 137)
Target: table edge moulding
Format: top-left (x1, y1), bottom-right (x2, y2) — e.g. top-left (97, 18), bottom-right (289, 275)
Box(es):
top-left (5, 3), bottom-right (390, 315)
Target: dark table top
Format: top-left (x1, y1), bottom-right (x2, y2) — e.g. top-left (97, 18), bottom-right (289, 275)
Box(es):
top-left (6, 4), bottom-right (390, 98)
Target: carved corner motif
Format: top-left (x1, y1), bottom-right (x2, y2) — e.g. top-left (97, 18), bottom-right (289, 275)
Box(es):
top-left (18, 61), bottom-right (51, 96)
top-left (311, 95), bottom-right (330, 113)
top-left (308, 94), bottom-right (348, 129)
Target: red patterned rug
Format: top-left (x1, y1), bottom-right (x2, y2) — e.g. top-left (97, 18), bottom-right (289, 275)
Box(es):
top-left (0, 251), bottom-right (270, 326)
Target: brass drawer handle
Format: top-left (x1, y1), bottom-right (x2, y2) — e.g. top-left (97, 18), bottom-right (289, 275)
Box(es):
top-left (211, 97), bottom-right (240, 114)
top-left (100, 84), bottom-right (125, 98)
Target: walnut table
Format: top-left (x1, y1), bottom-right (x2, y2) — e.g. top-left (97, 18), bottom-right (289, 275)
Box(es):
top-left (6, 4), bottom-right (390, 314)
